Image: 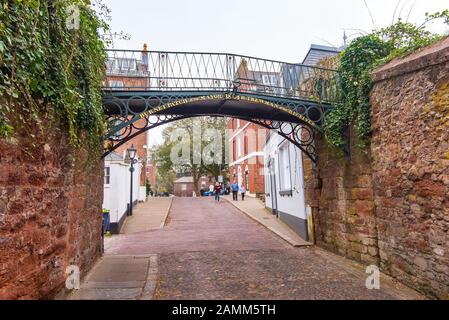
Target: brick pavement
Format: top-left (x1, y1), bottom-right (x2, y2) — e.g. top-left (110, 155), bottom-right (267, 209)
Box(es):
top-left (222, 195), bottom-right (311, 247)
top-left (103, 197), bottom-right (423, 300)
top-left (105, 197), bottom-right (287, 255)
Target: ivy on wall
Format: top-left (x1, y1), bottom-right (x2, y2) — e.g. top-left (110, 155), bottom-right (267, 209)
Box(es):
top-left (324, 10), bottom-right (449, 150)
top-left (0, 0), bottom-right (109, 154)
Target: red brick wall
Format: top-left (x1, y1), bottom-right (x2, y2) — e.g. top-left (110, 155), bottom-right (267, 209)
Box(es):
top-left (0, 130), bottom-right (103, 299)
top-left (146, 163), bottom-right (157, 190)
top-left (174, 183), bottom-right (194, 197)
top-left (106, 76), bottom-right (149, 89)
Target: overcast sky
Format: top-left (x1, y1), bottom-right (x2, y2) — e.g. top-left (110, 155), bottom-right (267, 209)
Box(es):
top-left (101, 0), bottom-right (448, 146)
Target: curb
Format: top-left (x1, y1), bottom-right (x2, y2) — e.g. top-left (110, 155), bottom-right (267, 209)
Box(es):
top-left (222, 197), bottom-right (312, 248)
top-left (140, 254), bottom-right (158, 300)
top-left (159, 197), bottom-right (174, 229)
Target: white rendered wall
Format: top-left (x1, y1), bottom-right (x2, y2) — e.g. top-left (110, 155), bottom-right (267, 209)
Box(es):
top-left (103, 160), bottom-right (142, 224)
top-left (264, 133), bottom-right (307, 220)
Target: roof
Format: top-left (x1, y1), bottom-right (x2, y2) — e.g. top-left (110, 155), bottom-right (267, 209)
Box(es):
top-left (174, 176), bottom-right (194, 184)
top-left (104, 152), bottom-right (123, 161)
top-left (302, 44), bottom-right (341, 66)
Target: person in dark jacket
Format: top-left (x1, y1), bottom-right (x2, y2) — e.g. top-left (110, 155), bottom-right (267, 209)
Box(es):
top-left (214, 182), bottom-right (222, 202)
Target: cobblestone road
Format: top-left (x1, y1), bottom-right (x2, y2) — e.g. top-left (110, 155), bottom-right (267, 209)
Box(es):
top-left (105, 198), bottom-right (423, 300)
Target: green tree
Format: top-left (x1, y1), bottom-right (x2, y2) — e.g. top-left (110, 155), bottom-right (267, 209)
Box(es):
top-left (155, 169), bottom-right (175, 194)
top-left (153, 117), bottom-right (229, 194)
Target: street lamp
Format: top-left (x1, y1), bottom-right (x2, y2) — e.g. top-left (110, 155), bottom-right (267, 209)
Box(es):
top-left (127, 145), bottom-right (137, 216)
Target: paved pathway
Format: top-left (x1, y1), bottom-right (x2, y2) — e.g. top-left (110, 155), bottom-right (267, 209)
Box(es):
top-left (121, 197), bottom-right (172, 234)
top-left (222, 195), bottom-right (311, 247)
top-left (72, 197), bottom-right (423, 300)
top-left (68, 255), bottom-right (157, 300)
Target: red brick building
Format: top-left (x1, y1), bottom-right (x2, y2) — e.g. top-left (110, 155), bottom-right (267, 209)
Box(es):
top-left (173, 176), bottom-right (216, 197)
top-left (228, 118), bottom-right (267, 197)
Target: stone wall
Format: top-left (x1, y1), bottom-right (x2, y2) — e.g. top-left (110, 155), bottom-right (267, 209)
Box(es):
top-left (303, 133), bottom-right (379, 266)
top-left (370, 37), bottom-right (449, 299)
top-left (304, 37), bottom-right (449, 299)
top-left (0, 127), bottom-right (103, 299)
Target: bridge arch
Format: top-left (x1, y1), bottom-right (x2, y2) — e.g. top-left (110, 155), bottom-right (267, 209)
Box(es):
top-left (102, 50), bottom-right (339, 163)
top-left (103, 92), bottom-right (324, 162)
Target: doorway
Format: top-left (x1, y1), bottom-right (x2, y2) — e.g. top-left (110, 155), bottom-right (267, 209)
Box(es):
top-left (268, 157), bottom-right (278, 216)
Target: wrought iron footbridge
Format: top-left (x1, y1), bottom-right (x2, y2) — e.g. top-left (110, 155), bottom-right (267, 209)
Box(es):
top-left (103, 49), bottom-right (339, 162)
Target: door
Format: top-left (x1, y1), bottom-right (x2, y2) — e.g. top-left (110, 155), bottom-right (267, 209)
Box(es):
top-left (269, 158), bottom-right (278, 216)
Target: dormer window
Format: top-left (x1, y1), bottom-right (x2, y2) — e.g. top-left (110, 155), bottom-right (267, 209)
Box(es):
top-left (262, 74), bottom-right (278, 86)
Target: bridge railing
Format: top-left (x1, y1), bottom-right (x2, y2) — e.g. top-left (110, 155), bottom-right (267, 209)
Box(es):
top-left (103, 50), bottom-right (339, 103)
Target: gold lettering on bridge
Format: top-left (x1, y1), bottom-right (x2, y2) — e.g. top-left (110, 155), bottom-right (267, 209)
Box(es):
top-left (138, 94), bottom-right (317, 128)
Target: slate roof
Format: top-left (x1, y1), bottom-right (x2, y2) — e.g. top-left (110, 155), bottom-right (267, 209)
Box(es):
top-left (302, 44), bottom-right (341, 66)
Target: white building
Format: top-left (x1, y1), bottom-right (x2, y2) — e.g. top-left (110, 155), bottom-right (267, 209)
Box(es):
top-left (103, 152), bottom-right (144, 234)
top-left (264, 131), bottom-right (309, 240)
top-left (263, 43), bottom-right (341, 241)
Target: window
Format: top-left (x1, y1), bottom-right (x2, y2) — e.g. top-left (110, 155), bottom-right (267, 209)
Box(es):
top-left (244, 166), bottom-right (249, 190)
top-left (237, 136), bottom-right (242, 157)
top-left (109, 80), bottom-right (124, 88)
top-left (262, 74), bottom-right (278, 86)
top-left (106, 59), bottom-right (116, 71)
top-left (244, 135), bottom-right (248, 154)
top-left (117, 58), bottom-right (136, 71)
top-left (232, 140), bottom-right (236, 162)
top-left (104, 167), bottom-right (110, 185)
top-left (278, 143), bottom-right (292, 192)
top-left (181, 184), bottom-right (187, 191)
top-left (237, 119), bottom-right (241, 128)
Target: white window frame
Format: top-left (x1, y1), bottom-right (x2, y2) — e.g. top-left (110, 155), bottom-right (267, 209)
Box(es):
top-left (117, 58), bottom-right (137, 71)
top-left (104, 167), bottom-right (111, 185)
top-left (278, 142), bottom-right (292, 191)
top-left (109, 80), bottom-right (124, 88)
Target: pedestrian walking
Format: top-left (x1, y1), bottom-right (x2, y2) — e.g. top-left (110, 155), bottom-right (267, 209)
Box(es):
top-left (231, 181), bottom-right (239, 201)
top-left (240, 185), bottom-right (246, 201)
top-left (209, 184), bottom-right (214, 195)
top-left (214, 182), bottom-right (222, 202)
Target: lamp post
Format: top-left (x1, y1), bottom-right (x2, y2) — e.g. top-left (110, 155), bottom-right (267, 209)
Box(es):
top-left (127, 145), bottom-right (137, 216)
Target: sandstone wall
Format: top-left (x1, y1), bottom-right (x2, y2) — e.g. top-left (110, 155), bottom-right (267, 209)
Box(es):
top-left (304, 37), bottom-right (449, 299)
top-left (303, 133), bottom-right (379, 266)
top-left (370, 37), bottom-right (449, 299)
top-left (0, 128), bottom-right (103, 299)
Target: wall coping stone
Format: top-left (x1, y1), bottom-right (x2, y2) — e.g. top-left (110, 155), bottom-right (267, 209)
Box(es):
top-left (373, 36), bottom-right (449, 82)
